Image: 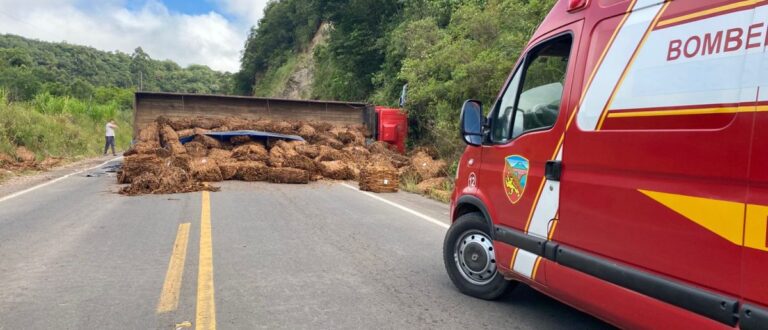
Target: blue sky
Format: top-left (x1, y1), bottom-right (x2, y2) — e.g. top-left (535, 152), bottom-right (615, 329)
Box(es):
top-left (0, 0), bottom-right (270, 72)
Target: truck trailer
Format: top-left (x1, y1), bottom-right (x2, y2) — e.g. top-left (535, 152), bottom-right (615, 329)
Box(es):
top-left (133, 92), bottom-right (408, 153)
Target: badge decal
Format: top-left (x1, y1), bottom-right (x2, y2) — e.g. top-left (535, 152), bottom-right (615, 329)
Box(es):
top-left (503, 155), bottom-right (529, 204)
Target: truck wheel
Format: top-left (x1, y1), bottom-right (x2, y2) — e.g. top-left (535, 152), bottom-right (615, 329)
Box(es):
top-left (443, 212), bottom-right (515, 300)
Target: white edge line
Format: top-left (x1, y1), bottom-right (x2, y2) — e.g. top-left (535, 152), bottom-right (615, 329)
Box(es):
top-left (0, 157), bottom-right (124, 203)
top-left (340, 183), bottom-right (450, 230)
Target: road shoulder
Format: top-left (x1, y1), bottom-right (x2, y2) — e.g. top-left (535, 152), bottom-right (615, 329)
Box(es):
top-left (0, 155), bottom-right (120, 200)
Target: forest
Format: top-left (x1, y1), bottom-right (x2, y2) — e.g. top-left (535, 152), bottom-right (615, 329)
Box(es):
top-left (235, 0), bottom-right (556, 164)
top-left (0, 34), bottom-right (232, 162)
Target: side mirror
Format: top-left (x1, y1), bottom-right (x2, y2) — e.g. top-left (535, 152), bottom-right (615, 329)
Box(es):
top-left (459, 99), bottom-right (484, 146)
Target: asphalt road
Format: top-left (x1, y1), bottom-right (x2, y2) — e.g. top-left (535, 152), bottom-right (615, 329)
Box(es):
top-left (0, 159), bottom-right (612, 329)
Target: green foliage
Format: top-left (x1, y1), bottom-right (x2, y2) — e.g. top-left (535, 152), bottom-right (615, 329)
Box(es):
top-left (237, 0), bottom-right (556, 168)
top-left (0, 35), bottom-right (232, 101)
top-left (235, 0), bottom-right (328, 94)
top-left (0, 90), bottom-right (132, 159)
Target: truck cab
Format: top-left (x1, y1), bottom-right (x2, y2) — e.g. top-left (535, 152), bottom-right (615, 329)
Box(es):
top-left (444, 0), bottom-right (768, 328)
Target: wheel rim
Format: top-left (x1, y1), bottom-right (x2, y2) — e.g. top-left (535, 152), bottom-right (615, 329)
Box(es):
top-left (454, 229), bottom-right (497, 285)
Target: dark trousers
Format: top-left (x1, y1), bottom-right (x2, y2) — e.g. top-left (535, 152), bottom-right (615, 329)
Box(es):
top-left (104, 136), bottom-right (116, 155)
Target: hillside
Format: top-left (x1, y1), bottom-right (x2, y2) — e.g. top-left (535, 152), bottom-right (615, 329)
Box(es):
top-left (0, 34), bottom-right (232, 101)
top-left (235, 0), bottom-right (556, 162)
top-left (253, 22), bottom-right (331, 99)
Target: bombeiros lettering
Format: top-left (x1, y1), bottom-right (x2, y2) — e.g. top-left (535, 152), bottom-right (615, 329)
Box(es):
top-left (667, 23), bottom-right (766, 61)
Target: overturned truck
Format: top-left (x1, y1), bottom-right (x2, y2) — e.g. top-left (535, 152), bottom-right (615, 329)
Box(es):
top-left (120, 92), bottom-right (445, 195)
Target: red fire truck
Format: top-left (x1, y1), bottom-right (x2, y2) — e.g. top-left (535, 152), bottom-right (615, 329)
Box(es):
top-left (444, 0), bottom-right (768, 328)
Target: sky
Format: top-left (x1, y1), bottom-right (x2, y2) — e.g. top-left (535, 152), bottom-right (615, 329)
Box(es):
top-left (0, 0), bottom-right (271, 72)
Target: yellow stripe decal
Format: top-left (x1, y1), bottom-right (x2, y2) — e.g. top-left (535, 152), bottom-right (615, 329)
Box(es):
top-left (196, 191), bottom-right (216, 330)
top-left (157, 222), bottom-right (191, 313)
top-left (510, 248), bottom-right (519, 269)
top-left (607, 105), bottom-right (768, 118)
top-left (745, 205), bottom-right (768, 252)
top-left (531, 257), bottom-right (543, 280)
top-left (639, 189), bottom-right (745, 245)
top-left (657, 0), bottom-right (765, 28)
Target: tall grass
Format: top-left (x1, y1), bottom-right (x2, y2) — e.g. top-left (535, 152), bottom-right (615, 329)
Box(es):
top-left (0, 90), bottom-right (132, 160)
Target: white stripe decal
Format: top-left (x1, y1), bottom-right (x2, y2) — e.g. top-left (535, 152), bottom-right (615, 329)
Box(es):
top-left (577, 1), bottom-right (665, 131)
top-left (512, 250), bottom-right (539, 277)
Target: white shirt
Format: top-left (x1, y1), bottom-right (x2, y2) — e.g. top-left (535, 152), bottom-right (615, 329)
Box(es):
top-left (106, 123), bottom-right (116, 137)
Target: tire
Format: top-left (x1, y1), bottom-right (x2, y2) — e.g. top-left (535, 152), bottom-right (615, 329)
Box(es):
top-left (443, 212), bottom-right (516, 300)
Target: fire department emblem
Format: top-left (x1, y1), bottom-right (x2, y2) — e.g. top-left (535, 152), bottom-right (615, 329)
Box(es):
top-left (503, 155), bottom-right (529, 204)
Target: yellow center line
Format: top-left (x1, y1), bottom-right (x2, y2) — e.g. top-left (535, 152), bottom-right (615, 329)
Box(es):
top-left (157, 222), bottom-right (191, 313)
top-left (196, 191), bottom-right (216, 330)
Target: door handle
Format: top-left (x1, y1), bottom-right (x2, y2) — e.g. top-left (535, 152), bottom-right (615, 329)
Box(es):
top-left (545, 160), bottom-right (562, 181)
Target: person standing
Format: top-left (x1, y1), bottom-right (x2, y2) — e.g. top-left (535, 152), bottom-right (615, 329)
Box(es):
top-left (104, 120), bottom-right (118, 156)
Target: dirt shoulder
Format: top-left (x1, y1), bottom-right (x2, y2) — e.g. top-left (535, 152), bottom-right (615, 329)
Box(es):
top-left (0, 155), bottom-right (120, 200)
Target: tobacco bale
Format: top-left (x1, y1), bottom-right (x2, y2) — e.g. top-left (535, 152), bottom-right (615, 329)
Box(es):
top-left (193, 134), bottom-right (223, 149)
top-left (118, 154), bottom-right (164, 184)
top-left (268, 145), bottom-right (287, 167)
top-left (310, 122), bottom-right (333, 134)
top-left (222, 117), bottom-right (252, 130)
top-left (267, 167), bottom-right (309, 184)
top-left (212, 126), bottom-right (230, 132)
top-left (176, 129), bottom-right (195, 138)
top-left (218, 161), bottom-right (239, 180)
top-left (283, 155), bottom-right (317, 175)
top-left (172, 154), bottom-right (193, 172)
top-left (230, 135), bottom-right (252, 145)
top-left (315, 146), bottom-right (352, 162)
top-left (265, 121), bottom-right (294, 134)
top-left (416, 177), bottom-right (448, 194)
top-left (190, 158), bottom-right (223, 182)
top-left (166, 117), bottom-right (194, 130)
top-left (160, 125), bottom-right (186, 155)
top-left (232, 143), bottom-right (268, 161)
top-left (316, 134), bottom-right (344, 150)
top-left (297, 124), bottom-right (316, 139)
top-left (124, 141), bottom-right (160, 156)
top-left (336, 131), bottom-right (358, 145)
top-left (138, 122), bottom-right (160, 143)
top-left (120, 172), bottom-right (160, 194)
top-left (207, 148), bottom-right (233, 161)
top-left (295, 144), bottom-right (320, 159)
top-left (185, 141), bottom-right (208, 158)
top-left (359, 163), bottom-right (399, 193)
top-left (192, 117), bottom-right (223, 129)
top-left (411, 151), bottom-right (447, 179)
top-left (398, 165), bottom-right (421, 182)
top-left (318, 161), bottom-right (355, 180)
top-left (15, 146), bottom-right (35, 163)
top-left (251, 119), bottom-right (272, 131)
top-left (368, 141), bottom-right (397, 154)
top-left (343, 146), bottom-right (370, 164)
top-left (411, 146), bottom-right (440, 159)
top-left (238, 161), bottom-right (268, 181)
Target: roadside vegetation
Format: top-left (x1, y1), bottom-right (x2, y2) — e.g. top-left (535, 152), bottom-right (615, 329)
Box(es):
top-left (0, 89), bottom-right (132, 160)
top-left (235, 0), bottom-right (555, 198)
top-left (0, 34), bottom-right (233, 173)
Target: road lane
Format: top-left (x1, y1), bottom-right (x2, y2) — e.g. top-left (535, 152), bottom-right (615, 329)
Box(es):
top-left (0, 167), bottom-right (611, 329)
top-left (212, 181), bottom-right (609, 329)
top-left (0, 164), bottom-right (201, 329)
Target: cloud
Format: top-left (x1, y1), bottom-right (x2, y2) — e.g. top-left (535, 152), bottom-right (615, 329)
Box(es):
top-left (0, 0), bottom-right (269, 72)
top-left (215, 0), bottom-right (269, 26)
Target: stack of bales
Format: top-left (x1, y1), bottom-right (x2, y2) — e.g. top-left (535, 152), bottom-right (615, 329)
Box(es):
top-left (119, 116), bottom-right (415, 195)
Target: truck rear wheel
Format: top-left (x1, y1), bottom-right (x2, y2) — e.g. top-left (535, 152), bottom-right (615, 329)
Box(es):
top-left (443, 212), bottom-right (515, 300)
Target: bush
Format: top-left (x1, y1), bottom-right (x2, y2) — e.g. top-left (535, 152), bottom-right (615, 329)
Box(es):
top-left (0, 89), bottom-right (132, 159)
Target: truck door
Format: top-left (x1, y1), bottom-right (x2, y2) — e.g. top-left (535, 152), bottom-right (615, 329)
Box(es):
top-left (480, 28), bottom-right (578, 282)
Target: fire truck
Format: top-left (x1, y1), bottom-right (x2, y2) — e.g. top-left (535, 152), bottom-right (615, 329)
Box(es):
top-left (444, 0), bottom-right (768, 328)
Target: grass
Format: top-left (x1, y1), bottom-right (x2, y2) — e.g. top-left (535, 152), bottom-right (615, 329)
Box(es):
top-left (0, 90), bottom-right (132, 161)
top-left (253, 56), bottom-right (300, 97)
top-left (399, 172), bottom-right (454, 204)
